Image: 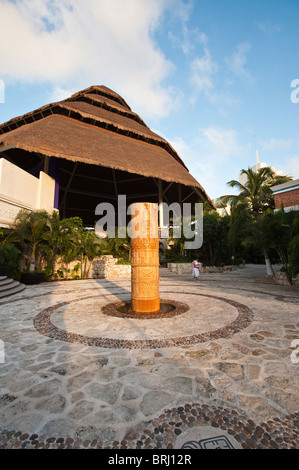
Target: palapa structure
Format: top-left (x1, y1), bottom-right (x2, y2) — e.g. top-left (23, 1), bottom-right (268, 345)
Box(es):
top-left (0, 85), bottom-right (212, 226)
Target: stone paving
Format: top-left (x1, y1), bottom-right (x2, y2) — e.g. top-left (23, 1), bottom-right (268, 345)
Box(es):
top-left (0, 264), bottom-right (298, 449)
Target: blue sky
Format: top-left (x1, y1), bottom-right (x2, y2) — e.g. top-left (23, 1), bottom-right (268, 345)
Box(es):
top-left (0, 0), bottom-right (298, 200)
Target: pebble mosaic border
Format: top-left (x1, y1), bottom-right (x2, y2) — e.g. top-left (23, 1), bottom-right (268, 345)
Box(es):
top-left (0, 403), bottom-right (298, 449)
top-left (101, 299), bottom-right (189, 319)
top-left (33, 291), bottom-right (254, 349)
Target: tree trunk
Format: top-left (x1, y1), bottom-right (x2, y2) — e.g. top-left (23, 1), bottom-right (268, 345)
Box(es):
top-left (29, 246), bottom-right (36, 272)
top-left (263, 247), bottom-right (274, 276)
top-left (29, 258), bottom-right (35, 272)
top-left (65, 262), bottom-right (69, 280)
top-left (86, 260), bottom-right (92, 279)
top-left (81, 253), bottom-right (84, 279)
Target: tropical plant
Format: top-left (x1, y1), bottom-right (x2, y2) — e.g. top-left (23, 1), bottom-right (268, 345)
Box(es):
top-left (199, 212), bottom-right (232, 266)
top-left (226, 167), bottom-right (292, 215)
top-left (103, 229), bottom-right (131, 263)
top-left (288, 235), bottom-right (299, 283)
top-left (74, 228), bottom-right (104, 278)
top-left (166, 212), bottom-right (232, 266)
top-left (10, 210), bottom-right (48, 272)
top-left (168, 233), bottom-right (188, 259)
top-left (219, 167), bottom-right (292, 275)
top-left (55, 218), bottom-right (83, 280)
top-left (42, 210), bottom-right (64, 277)
top-left (0, 228), bottom-right (21, 277)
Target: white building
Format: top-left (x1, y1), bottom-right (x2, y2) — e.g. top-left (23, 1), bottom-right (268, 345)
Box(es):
top-left (239, 149), bottom-right (283, 186)
top-left (0, 158), bottom-right (56, 228)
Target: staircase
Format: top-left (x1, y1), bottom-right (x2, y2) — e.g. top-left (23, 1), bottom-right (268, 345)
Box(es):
top-left (0, 276), bottom-right (25, 299)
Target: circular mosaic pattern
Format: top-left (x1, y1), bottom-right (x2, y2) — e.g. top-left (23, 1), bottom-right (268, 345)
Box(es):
top-left (1, 404), bottom-right (298, 449)
top-left (34, 291), bottom-right (254, 349)
top-left (101, 299), bottom-right (189, 319)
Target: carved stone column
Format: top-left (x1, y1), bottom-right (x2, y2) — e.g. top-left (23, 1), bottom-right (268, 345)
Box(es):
top-left (131, 202), bottom-right (160, 313)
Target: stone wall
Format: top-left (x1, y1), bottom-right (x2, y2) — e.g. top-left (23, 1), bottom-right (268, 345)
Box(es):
top-left (53, 255), bottom-right (131, 280)
top-left (274, 271), bottom-right (299, 288)
top-left (167, 263), bottom-right (240, 275)
top-left (92, 255), bottom-right (131, 280)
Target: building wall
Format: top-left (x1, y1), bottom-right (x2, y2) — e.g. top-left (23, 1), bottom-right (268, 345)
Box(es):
top-left (274, 188), bottom-right (299, 210)
top-left (0, 158), bottom-right (55, 227)
top-left (271, 179), bottom-right (299, 212)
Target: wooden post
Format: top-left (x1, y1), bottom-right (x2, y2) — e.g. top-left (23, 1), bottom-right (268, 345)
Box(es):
top-left (43, 156), bottom-right (49, 174)
top-left (131, 202), bottom-right (160, 313)
top-left (158, 179), bottom-right (164, 230)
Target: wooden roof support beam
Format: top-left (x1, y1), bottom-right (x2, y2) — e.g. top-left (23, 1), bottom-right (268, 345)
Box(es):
top-left (60, 167), bottom-right (148, 185)
top-left (182, 190), bottom-right (194, 203)
top-left (158, 179), bottom-right (164, 228)
top-left (178, 183), bottom-right (182, 206)
top-left (59, 162), bottom-right (78, 213)
top-left (66, 206), bottom-right (97, 213)
top-left (112, 169), bottom-right (118, 198)
top-left (43, 156), bottom-right (49, 174)
top-left (126, 192), bottom-right (159, 200)
top-left (60, 186), bottom-right (118, 200)
top-left (162, 181), bottom-right (174, 196)
top-left (192, 186), bottom-right (204, 201)
top-left (192, 186), bottom-right (216, 208)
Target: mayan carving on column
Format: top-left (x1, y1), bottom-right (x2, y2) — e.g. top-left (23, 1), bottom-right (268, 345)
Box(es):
top-left (130, 202), bottom-right (160, 313)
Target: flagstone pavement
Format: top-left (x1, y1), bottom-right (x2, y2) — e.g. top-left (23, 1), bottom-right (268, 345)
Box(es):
top-left (0, 264), bottom-right (298, 449)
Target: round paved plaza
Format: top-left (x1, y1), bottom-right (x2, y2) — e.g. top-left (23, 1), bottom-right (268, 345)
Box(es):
top-left (0, 265), bottom-right (298, 449)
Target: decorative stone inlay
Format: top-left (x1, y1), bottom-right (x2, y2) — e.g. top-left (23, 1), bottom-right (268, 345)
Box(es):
top-left (101, 299), bottom-right (189, 319)
top-left (33, 292), bottom-right (254, 349)
top-left (177, 426), bottom-right (241, 449)
top-left (1, 403), bottom-right (298, 449)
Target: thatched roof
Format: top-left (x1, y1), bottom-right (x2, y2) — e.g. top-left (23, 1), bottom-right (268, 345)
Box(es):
top-left (0, 85), bottom-right (214, 223)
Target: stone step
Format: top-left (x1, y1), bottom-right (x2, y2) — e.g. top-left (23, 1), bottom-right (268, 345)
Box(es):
top-left (0, 276), bottom-right (7, 281)
top-left (0, 277), bottom-right (15, 287)
top-left (0, 279), bottom-right (21, 292)
top-left (0, 277), bottom-right (26, 299)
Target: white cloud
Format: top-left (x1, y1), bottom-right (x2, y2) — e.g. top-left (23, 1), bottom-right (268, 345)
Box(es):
top-left (225, 42), bottom-right (255, 84)
top-left (261, 138), bottom-right (292, 151)
top-left (282, 156), bottom-right (299, 179)
top-left (188, 41), bottom-right (241, 113)
top-left (169, 26), bottom-right (208, 56)
top-left (257, 21), bottom-right (281, 34)
top-left (49, 86), bottom-right (77, 102)
top-left (199, 126), bottom-right (247, 159)
top-left (168, 127), bottom-right (250, 199)
top-left (190, 48), bottom-right (218, 94)
top-left (0, 0), bottom-right (178, 118)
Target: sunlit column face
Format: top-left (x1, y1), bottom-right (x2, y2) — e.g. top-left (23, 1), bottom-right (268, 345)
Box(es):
top-left (130, 203), bottom-right (160, 313)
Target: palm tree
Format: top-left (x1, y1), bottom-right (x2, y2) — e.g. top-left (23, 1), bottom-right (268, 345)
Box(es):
top-left (0, 228), bottom-right (20, 274)
top-left (226, 167), bottom-right (291, 214)
top-left (57, 219), bottom-right (81, 280)
top-left (10, 210), bottom-right (48, 272)
top-left (74, 229), bottom-right (104, 278)
top-left (42, 211), bottom-right (63, 276)
top-left (104, 229), bottom-right (131, 263)
top-left (220, 167), bottom-right (292, 275)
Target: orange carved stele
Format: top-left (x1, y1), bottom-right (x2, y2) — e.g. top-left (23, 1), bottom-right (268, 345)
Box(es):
top-left (130, 202), bottom-right (160, 313)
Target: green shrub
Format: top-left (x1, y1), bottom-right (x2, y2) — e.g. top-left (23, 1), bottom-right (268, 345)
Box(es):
top-left (8, 265), bottom-right (21, 281)
top-left (71, 262), bottom-right (81, 279)
top-left (288, 235), bottom-right (299, 283)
